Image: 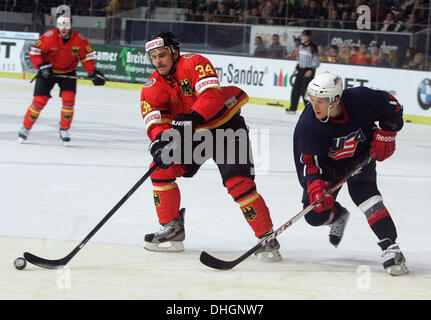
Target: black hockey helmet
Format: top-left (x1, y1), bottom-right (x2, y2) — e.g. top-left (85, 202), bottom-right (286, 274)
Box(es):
top-left (145, 31), bottom-right (180, 54)
top-left (145, 31), bottom-right (181, 76)
top-left (301, 30), bottom-right (312, 36)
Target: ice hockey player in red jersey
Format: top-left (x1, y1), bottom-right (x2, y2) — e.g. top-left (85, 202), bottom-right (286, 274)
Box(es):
top-left (17, 5), bottom-right (105, 145)
top-left (140, 31), bottom-right (281, 262)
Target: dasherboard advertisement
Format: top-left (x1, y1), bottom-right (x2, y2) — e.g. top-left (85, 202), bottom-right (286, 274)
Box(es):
top-left (0, 31), bottom-right (39, 73)
top-left (202, 53), bottom-right (431, 118)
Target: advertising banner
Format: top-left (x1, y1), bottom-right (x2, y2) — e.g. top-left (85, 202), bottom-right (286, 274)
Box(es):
top-left (76, 44), bottom-right (155, 83)
top-left (0, 30), bottom-right (39, 73)
top-left (202, 52), bottom-right (431, 118)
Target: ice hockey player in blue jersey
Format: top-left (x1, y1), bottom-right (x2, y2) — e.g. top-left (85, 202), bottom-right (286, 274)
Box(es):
top-left (293, 72), bottom-right (408, 276)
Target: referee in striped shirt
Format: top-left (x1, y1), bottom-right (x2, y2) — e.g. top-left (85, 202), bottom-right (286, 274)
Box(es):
top-left (287, 30), bottom-right (320, 114)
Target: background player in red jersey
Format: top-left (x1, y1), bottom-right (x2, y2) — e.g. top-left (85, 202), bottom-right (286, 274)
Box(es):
top-left (293, 72), bottom-right (408, 276)
top-left (140, 31), bottom-right (281, 262)
top-left (17, 6), bottom-right (105, 145)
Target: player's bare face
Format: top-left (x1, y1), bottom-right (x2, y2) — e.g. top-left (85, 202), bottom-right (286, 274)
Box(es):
top-left (309, 96), bottom-right (330, 120)
top-left (150, 48), bottom-right (173, 76)
top-left (59, 27), bottom-right (71, 39)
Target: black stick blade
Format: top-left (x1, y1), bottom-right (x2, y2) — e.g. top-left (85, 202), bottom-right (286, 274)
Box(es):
top-left (23, 252), bottom-right (69, 270)
top-left (199, 251), bottom-right (239, 270)
top-left (200, 243), bottom-right (261, 270)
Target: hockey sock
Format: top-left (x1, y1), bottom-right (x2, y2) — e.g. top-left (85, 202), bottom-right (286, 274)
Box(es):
top-left (225, 176), bottom-right (273, 237)
top-left (150, 164), bottom-right (187, 224)
top-left (60, 91), bottom-right (75, 130)
top-left (23, 95), bottom-right (49, 129)
top-left (152, 181), bottom-right (181, 224)
top-left (359, 195), bottom-right (397, 242)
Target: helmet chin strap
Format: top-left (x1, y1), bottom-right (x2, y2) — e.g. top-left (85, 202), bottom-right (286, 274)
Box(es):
top-left (319, 100), bottom-right (339, 123)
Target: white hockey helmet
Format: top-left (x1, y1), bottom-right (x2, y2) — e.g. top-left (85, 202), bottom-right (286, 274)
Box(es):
top-left (305, 72), bottom-right (343, 105)
top-left (57, 16), bottom-right (71, 29)
top-left (56, 5), bottom-right (71, 29)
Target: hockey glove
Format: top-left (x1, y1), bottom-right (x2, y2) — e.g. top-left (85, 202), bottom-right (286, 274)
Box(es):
top-left (149, 133), bottom-right (174, 169)
top-left (171, 111), bottom-right (205, 141)
top-left (370, 129), bottom-right (396, 162)
top-left (90, 70), bottom-right (106, 86)
top-left (307, 179), bottom-right (334, 213)
top-left (37, 62), bottom-right (53, 79)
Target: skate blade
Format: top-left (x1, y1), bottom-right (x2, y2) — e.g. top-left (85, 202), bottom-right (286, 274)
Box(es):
top-left (17, 137), bottom-right (26, 144)
top-left (144, 241), bottom-right (184, 252)
top-left (387, 264), bottom-right (409, 276)
top-left (61, 140), bottom-right (70, 147)
top-left (255, 250), bottom-right (282, 262)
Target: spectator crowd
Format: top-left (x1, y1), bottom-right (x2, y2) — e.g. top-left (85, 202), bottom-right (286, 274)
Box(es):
top-left (253, 33), bottom-right (428, 70)
top-left (2, 0), bottom-right (429, 70)
top-left (184, 0), bottom-right (430, 32)
top-left (0, 0), bottom-right (149, 16)
top-left (2, 1), bottom-right (429, 30)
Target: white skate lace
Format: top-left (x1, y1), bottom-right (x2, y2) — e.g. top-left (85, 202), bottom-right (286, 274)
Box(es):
top-left (381, 244), bottom-right (401, 259)
top-left (60, 130), bottom-right (69, 139)
top-left (153, 221), bottom-right (179, 237)
top-left (329, 217), bottom-right (345, 236)
top-left (19, 127), bottom-right (29, 137)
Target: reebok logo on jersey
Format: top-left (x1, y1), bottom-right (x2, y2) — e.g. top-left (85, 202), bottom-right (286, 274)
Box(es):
top-left (329, 128), bottom-right (365, 160)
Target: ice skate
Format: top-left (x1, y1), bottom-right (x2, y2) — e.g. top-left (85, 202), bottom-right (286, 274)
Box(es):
top-left (329, 206), bottom-right (350, 247)
top-left (17, 126), bottom-right (30, 143)
top-left (378, 238), bottom-right (409, 276)
top-left (254, 230), bottom-right (282, 262)
top-left (144, 208), bottom-right (185, 252)
top-left (59, 129), bottom-right (70, 146)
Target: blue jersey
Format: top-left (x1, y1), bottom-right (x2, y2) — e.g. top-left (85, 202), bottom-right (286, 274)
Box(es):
top-left (293, 86), bottom-right (403, 188)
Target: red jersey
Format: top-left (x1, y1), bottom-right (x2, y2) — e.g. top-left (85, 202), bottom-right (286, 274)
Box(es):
top-left (140, 53), bottom-right (248, 141)
top-left (30, 29), bottom-right (96, 74)
top-left (350, 53), bottom-right (370, 65)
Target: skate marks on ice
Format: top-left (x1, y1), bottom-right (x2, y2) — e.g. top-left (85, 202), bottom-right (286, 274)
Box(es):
top-left (1, 237), bottom-right (431, 300)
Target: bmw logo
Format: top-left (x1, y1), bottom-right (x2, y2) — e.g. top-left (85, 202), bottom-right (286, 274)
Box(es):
top-left (417, 78), bottom-right (431, 110)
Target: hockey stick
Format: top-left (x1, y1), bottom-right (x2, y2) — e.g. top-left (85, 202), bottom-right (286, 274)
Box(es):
top-left (200, 155), bottom-right (373, 270)
top-left (53, 74), bottom-right (96, 80)
top-left (30, 74), bottom-right (95, 83)
top-left (23, 164), bottom-right (158, 269)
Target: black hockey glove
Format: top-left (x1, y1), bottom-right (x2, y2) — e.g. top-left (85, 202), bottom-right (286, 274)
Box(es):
top-left (90, 70), bottom-right (106, 86)
top-left (37, 62), bottom-right (53, 79)
top-left (149, 132), bottom-right (174, 169)
top-left (171, 111), bottom-right (205, 142)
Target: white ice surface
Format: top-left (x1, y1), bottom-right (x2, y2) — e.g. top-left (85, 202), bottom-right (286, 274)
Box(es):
top-left (1, 78), bottom-right (431, 299)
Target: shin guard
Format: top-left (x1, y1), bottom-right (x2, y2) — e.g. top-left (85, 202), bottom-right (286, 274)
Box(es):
top-left (60, 91), bottom-right (75, 130)
top-left (152, 182), bottom-right (181, 224)
top-left (226, 176), bottom-right (273, 237)
top-left (359, 195), bottom-right (397, 242)
top-left (150, 164), bottom-right (187, 224)
top-left (23, 95), bottom-right (49, 129)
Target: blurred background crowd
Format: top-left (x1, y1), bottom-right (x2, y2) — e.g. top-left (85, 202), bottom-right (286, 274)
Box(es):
top-left (2, 1), bottom-right (430, 29)
top-left (254, 33), bottom-right (428, 70)
top-left (1, 0), bottom-right (430, 70)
